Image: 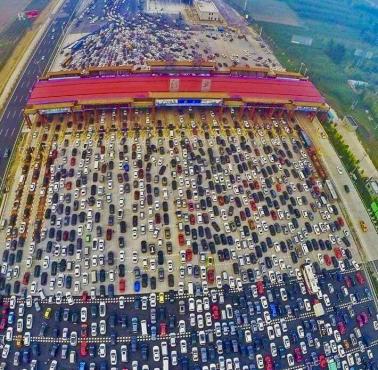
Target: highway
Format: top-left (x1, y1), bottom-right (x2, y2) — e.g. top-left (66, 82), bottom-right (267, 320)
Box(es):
top-left (0, 0), bottom-right (79, 183)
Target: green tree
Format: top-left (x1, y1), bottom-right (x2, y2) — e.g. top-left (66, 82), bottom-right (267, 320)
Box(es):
top-left (325, 39), bottom-right (346, 64)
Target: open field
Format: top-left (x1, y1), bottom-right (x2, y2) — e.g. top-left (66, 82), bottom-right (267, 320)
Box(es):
top-left (0, 0), bottom-right (58, 99)
top-left (246, 0), bottom-right (301, 26)
top-left (0, 0), bottom-right (30, 33)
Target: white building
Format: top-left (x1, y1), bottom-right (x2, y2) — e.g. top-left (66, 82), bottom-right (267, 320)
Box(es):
top-left (195, 0), bottom-right (220, 21)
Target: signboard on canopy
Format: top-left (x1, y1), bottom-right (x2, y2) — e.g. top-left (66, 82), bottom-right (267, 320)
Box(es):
top-left (40, 108), bottom-right (71, 115)
top-left (155, 98), bottom-right (222, 106)
top-left (295, 106), bottom-right (318, 112)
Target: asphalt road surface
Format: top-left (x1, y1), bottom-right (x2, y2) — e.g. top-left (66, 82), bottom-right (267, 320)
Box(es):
top-left (0, 0), bottom-right (79, 183)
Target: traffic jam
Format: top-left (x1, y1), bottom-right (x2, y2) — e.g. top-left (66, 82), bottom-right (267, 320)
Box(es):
top-left (0, 107), bottom-right (377, 370)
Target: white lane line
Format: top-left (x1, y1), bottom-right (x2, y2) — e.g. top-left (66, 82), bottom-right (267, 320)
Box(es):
top-left (4, 129), bottom-right (9, 137)
top-left (12, 110), bottom-right (17, 119)
top-left (11, 128), bottom-right (16, 137)
top-left (0, 129), bottom-right (2, 136)
top-left (5, 110), bottom-right (10, 120)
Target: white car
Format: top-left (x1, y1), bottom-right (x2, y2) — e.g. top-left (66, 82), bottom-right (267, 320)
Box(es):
top-left (153, 345), bottom-right (161, 361)
top-left (180, 340), bottom-right (187, 354)
top-left (26, 314), bottom-right (33, 330)
top-left (99, 344), bottom-right (106, 358)
top-left (110, 349), bottom-right (117, 365)
top-left (80, 307), bottom-right (87, 323)
top-left (245, 330), bottom-right (252, 343)
top-left (100, 320), bottom-right (106, 335)
top-left (256, 354), bottom-right (264, 369)
top-left (283, 335), bottom-right (291, 349)
top-left (121, 345), bottom-right (128, 363)
top-left (91, 323), bottom-right (97, 337)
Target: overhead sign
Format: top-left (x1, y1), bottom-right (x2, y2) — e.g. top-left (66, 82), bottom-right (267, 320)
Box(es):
top-left (295, 106), bottom-right (318, 112)
top-left (155, 99), bottom-right (222, 106)
top-left (40, 108), bottom-right (70, 115)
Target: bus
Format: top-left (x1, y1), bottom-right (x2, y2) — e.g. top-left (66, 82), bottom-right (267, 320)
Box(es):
top-left (325, 179), bottom-right (338, 201)
top-left (301, 264), bottom-right (320, 295)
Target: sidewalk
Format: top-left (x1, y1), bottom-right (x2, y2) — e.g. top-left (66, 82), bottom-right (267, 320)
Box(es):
top-left (298, 114), bottom-right (378, 263)
top-left (337, 121), bottom-right (378, 178)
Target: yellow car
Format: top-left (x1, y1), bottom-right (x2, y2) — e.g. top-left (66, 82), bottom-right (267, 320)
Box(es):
top-left (360, 220), bottom-right (368, 232)
top-left (206, 256), bottom-right (215, 269)
top-left (158, 292), bottom-right (165, 304)
top-left (15, 337), bottom-right (23, 348)
top-left (44, 307), bottom-right (52, 319)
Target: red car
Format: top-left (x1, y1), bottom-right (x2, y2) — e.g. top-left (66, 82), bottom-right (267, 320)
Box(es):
top-left (218, 196), bottom-right (225, 206)
top-left (189, 214), bottom-right (195, 225)
top-left (256, 281), bottom-right (265, 295)
top-left (119, 279), bottom-right (126, 293)
top-left (324, 254), bottom-right (332, 266)
top-left (294, 347), bottom-right (303, 363)
top-left (80, 324), bottom-right (88, 338)
top-left (70, 157), bottom-right (76, 166)
top-left (106, 228), bottom-right (112, 241)
top-left (22, 272), bottom-right (30, 285)
top-left (276, 183), bottom-right (282, 192)
top-left (65, 181), bottom-right (72, 190)
top-left (240, 211), bottom-right (246, 221)
top-left (337, 321), bottom-right (346, 335)
top-left (207, 269), bottom-right (215, 284)
top-left (81, 291), bottom-right (89, 302)
top-left (319, 354), bottom-right (328, 368)
top-left (159, 322), bottom-right (167, 336)
top-left (254, 180), bottom-right (260, 190)
top-left (178, 234), bottom-right (185, 246)
top-left (155, 213), bottom-right (161, 224)
top-left (334, 247), bottom-right (342, 259)
top-left (63, 230), bottom-right (69, 241)
top-left (188, 202), bottom-right (194, 212)
top-left (185, 249), bottom-right (193, 262)
top-left (1, 303), bottom-right (9, 316)
top-left (211, 304), bottom-right (220, 320)
top-left (271, 210), bottom-right (277, 221)
top-left (0, 317), bottom-right (6, 331)
top-left (356, 271), bottom-right (365, 285)
top-left (80, 341), bottom-right (88, 357)
top-left (337, 216), bottom-right (345, 227)
top-left (250, 201), bottom-right (257, 211)
top-left (264, 355), bottom-right (273, 370)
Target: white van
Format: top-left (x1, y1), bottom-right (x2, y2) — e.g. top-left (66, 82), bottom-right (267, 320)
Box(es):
top-left (163, 357), bottom-right (169, 370)
top-left (69, 350), bottom-right (76, 364)
top-left (187, 282), bottom-right (194, 296)
top-left (91, 270), bottom-right (97, 284)
top-left (141, 320), bottom-right (148, 336)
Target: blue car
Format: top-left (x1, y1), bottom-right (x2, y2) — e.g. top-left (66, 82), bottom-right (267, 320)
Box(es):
top-left (123, 163), bottom-right (129, 172)
top-left (78, 361), bottom-right (86, 370)
top-left (134, 280), bottom-right (141, 292)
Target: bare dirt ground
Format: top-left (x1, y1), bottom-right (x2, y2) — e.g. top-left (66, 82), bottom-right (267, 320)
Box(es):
top-left (248, 0), bottom-right (301, 26)
top-left (0, 0), bottom-right (31, 33)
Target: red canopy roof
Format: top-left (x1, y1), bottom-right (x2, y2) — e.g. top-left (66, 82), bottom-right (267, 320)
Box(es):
top-left (27, 74), bottom-right (325, 106)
